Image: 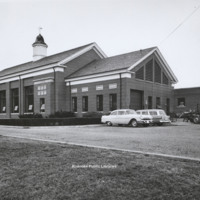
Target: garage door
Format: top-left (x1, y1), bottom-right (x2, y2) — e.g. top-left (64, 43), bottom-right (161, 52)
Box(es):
top-left (130, 89), bottom-right (143, 110)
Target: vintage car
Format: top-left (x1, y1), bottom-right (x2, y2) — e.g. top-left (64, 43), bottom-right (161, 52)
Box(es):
top-left (101, 109), bottom-right (153, 127)
top-left (136, 109), bottom-right (171, 126)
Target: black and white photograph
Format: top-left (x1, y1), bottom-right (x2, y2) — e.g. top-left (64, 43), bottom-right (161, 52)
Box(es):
top-left (0, 0), bottom-right (200, 199)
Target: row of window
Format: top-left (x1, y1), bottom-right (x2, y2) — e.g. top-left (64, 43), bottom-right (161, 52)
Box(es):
top-left (135, 59), bottom-right (169, 85)
top-left (72, 94), bottom-right (117, 112)
top-left (71, 84), bottom-right (117, 93)
top-left (0, 86), bottom-right (45, 113)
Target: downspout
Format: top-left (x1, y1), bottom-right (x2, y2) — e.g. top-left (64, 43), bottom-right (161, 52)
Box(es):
top-left (19, 75), bottom-right (21, 115)
top-left (69, 81), bottom-right (71, 112)
top-left (52, 67), bottom-right (56, 113)
top-left (119, 73), bottom-right (122, 109)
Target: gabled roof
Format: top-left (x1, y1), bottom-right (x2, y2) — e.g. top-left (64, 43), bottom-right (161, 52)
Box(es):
top-left (0, 43), bottom-right (94, 77)
top-left (67, 47), bottom-right (156, 78)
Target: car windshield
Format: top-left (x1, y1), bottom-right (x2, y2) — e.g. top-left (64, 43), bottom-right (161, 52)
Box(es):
top-left (159, 110), bottom-right (166, 115)
top-left (110, 111), bottom-right (117, 115)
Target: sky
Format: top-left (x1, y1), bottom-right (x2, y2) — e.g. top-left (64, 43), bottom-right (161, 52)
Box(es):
top-left (0, 0), bottom-right (200, 88)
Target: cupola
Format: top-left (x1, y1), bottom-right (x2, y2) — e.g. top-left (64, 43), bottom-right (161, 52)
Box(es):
top-left (32, 34), bottom-right (48, 61)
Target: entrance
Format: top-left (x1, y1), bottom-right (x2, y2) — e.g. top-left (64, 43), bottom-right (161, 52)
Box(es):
top-left (130, 89), bottom-right (143, 110)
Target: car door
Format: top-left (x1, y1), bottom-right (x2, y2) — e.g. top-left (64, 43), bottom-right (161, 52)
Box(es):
top-left (109, 111), bottom-right (118, 124)
top-left (116, 110), bottom-right (126, 124)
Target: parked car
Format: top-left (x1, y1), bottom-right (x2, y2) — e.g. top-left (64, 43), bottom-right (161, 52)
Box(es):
top-left (101, 109), bottom-right (153, 127)
top-left (136, 109), bottom-right (171, 126)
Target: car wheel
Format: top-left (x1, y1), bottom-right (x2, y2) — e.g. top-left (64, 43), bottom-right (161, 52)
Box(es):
top-left (130, 119), bottom-right (137, 127)
top-left (106, 121), bottom-right (112, 126)
top-left (193, 117), bottom-right (199, 124)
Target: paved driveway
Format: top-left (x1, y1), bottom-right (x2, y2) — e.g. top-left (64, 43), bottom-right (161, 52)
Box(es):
top-left (0, 122), bottom-right (200, 159)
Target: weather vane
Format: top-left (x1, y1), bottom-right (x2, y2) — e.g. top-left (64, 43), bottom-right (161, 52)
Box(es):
top-left (39, 27), bottom-right (43, 34)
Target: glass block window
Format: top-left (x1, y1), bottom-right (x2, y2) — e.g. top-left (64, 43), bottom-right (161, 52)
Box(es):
top-left (38, 85), bottom-right (47, 96)
top-left (71, 88), bottom-right (77, 93)
top-left (109, 83), bottom-right (117, 89)
top-left (96, 85), bottom-right (103, 90)
top-left (82, 87), bottom-right (88, 92)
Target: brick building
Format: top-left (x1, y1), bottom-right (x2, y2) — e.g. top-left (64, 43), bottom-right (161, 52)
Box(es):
top-left (0, 34), bottom-right (178, 118)
top-left (174, 87), bottom-right (200, 114)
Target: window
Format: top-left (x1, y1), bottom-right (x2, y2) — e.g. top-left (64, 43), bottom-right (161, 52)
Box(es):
top-left (82, 96), bottom-right (88, 112)
top-left (0, 90), bottom-right (6, 113)
top-left (71, 88), bottom-right (77, 93)
top-left (38, 84), bottom-right (47, 96)
top-left (177, 98), bottom-right (185, 107)
top-left (11, 88), bottom-right (19, 113)
top-left (156, 97), bottom-right (161, 109)
top-left (96, 85), bottom-right (103, 90)
top-left (118, 110), bottom-right (125, 115)
top-left (163, 73), bottom-right (169, 85)
top-left (145, 60), bottom-right (153, 81)
top-left (40, 98), bottom-right (45, 112)
top-left (109, 83), bottom-right (117, 89)
top-left (82, 87), bottom-right (88, 92)
top-left (109, 94), bottom-right (117, 111)
top-left (148, 96), bottom-right (152, 109)
top-left (25, 86), bottom-right (34, 113)
top-left (110, 111), bottom-right (117, 115)
top-left (72, 97), bottom-right (77, 112)
top-left (135, 66), bottom-right (144, 80)
top-left (96, 95), bottom-right (103, 111)
top-left (154, 60), bottom-right (161, 83)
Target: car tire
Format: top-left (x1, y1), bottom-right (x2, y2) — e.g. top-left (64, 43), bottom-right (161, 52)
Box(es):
top-left (130, 119), bottom-right (137, 127)
top-left (193, 117), bottom-right (199, 124)
top-left (106, 121), bottom-right (112, 126)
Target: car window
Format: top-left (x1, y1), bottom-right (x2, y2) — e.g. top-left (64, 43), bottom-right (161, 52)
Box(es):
top-left (149, 111), bottom-right (158, 115)
top-left (159, 110), bottom-right (166, 115)
top-left (110, 111), bottom-right (117, 115)
top-left (126, 110), bottom-right (136, 114)
top-left (118, 111), bottom-right (125, 115)
top-left (136, 111), bottom-right (140, 115)
top-left (142, 111), bottom-right (148, 115)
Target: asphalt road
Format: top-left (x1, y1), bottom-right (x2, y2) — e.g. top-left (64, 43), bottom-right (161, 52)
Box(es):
top-left (0, 122), bottom-right (200, 159)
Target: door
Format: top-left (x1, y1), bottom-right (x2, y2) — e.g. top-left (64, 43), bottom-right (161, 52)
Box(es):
top-left (130, 89), bottom-right (143, 110)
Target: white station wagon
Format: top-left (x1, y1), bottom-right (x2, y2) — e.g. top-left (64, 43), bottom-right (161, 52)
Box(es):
top-left (101, 109), bottom-right (153, 127)
top-left (136, 109), bottom-right (171, 126)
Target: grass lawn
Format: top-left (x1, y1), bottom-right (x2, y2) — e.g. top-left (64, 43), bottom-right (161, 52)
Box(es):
top-left (0, 135), bottom-right (200, 200)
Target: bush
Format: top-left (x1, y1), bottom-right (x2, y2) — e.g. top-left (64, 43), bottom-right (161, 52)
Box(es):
top-left (48, 111), bottom-right (75, 118)
top-left (82, 112), bottom-right (103, 118)
top-left (0, 117), bottom-right (101, 126)
top-left (18, 113), bottom-right (43, 119)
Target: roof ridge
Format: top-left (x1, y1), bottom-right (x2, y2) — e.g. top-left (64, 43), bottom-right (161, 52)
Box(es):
top-left (0, 42), bottom-right (95, 73)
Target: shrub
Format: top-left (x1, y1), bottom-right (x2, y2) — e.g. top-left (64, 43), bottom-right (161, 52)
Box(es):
top-left (18, 113), bottom-right (43, 119)
top-left (82, 112), bottom-right (103, 118)
top-left (48, 111), bottom-right (75, 118)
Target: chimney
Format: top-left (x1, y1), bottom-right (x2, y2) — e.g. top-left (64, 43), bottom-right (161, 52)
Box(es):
top-left (32, 34), bottom-right (48, 61)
